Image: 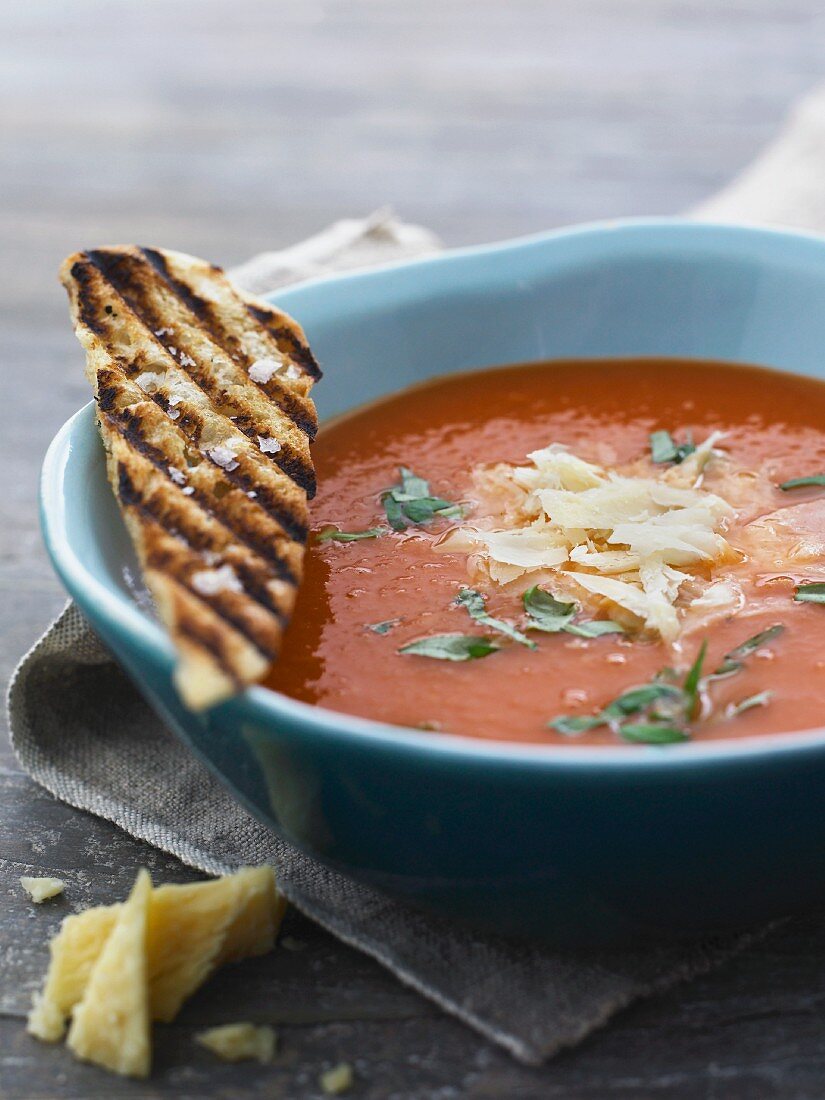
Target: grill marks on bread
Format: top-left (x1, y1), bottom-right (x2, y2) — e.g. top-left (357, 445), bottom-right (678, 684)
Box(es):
top-left (61, 245), bottom-right (321, 709)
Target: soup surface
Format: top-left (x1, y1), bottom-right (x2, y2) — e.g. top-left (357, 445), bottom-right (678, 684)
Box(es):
top-left (265, 359), bottom-right (825, 745)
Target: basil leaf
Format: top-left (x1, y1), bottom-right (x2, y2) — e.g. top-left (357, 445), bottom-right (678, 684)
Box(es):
top-left (650, 430), bottom-right (678, 464)
top-left (367, 618), bottom-right (402, 635)
top-left (381, 492), bottom-right (408, 532)
top-left (603, 683), bottom-right (684, 718)
top-left (795, 583), bottom-right (825, 604)
top-left (683, 639), bottom-right (707, 718)
top-left (402, 496), bottom-right (461, 524)
top-left (780, 475), bottom-right (825, 490)
top-left (399, 633), bottom-right (500, 661)
top-left (548, 714), bottom-right (606, 736)
top-left (381, 467), bottom-right (463, 530)
top-left (396, 466), bottom-right (430, 500)
top-left (650, 430), bottom-right (696, 465)
top-left (726, 690), bottom-right (772, 719)
top-left (456, 588), bottom-right (536, 649)
top-left (317, 525), bottom-right (387, 543)
top-left (564, 619), bottom-right (626, 638)
top-left (621, 723), bottom-right (690, 744)
top-left (522, 586), bottom-right (577, 632)
top-left (725, 624), bottom-right (785, 660)
top-left (523, 586), bottom-right (623, 638)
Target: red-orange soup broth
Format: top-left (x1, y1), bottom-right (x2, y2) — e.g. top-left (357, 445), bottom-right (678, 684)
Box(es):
top-left (265, 359), bottom-right (825, 745)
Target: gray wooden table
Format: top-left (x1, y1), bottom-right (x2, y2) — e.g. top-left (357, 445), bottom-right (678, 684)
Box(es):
top-left (4, 1), bottom-right (825, 1096)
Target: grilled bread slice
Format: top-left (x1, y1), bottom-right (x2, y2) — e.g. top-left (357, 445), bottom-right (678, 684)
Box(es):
top-left (60, 245), bottom-right (321, 709)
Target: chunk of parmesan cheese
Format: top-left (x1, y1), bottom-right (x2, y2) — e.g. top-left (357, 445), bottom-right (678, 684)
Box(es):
top-left (195, 1022), bottom-right (277, 1063)
top-left (66, 869), bottom-right (152, 1078)
top-left (320, 1063), bottom-right (355, 1095)
top-left (20, 876), bottom-right (65, 903)
top-left (27, 866), bottom-right (287, 1074)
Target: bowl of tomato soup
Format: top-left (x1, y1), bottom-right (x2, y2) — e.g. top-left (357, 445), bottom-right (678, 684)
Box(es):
top-left (42, 220), bottom-right (825, 945)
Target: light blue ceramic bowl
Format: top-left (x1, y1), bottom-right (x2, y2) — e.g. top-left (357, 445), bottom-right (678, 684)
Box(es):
top-left (41, 219), bottom-right (825, 946)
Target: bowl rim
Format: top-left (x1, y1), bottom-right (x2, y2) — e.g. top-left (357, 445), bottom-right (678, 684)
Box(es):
top-left (42, 216), bottom-right (825, 770)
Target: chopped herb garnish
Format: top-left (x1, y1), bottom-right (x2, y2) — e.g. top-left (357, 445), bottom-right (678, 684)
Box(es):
top-left (381, 467), bottom-right (463, 531)
top-left (795, 583), bottom-right (825, 604)
top-left (650, 429), bottom-right (696, 465)
top-left (725, 624), bottom-right (785, 660)
top-left (456, 588), bottom-right (536, 649)
top-left (367, 618), bottom-right (402, 635)
top-left (564, 619), bottom-right (626, 638)
top-left (707, 624), bottom-right (785, 681)
top-left (316, 525), bottom-right (388, 543)
top-left (548, 626), bottom-right (780, 745)
top-left (780, 475), bottom-right (825, 491)
top-left (620, 723), bottom-right (690, 745)
top-left (399, 633), bottom-right (500, 661)
top-left (725, 691), bottom-right (772, 719)
top-left (602, 683), bottom-right (684, 719)
top-left (683, 639), bottom-right (708, 719)
top-left (523, 586), bottom-right (624, 639)
top-left (549, 714), bottom-right (606, 735)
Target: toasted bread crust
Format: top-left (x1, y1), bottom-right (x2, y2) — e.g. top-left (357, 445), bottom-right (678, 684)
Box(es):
top-left (61, 245), bottom-right (321, 709)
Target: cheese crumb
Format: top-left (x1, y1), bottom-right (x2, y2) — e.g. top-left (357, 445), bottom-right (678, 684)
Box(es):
top-left (191, 565), bottom-right (243, 596)
top-left (195, 1022), bottom-right (276, 1064)
top-left (320, 1063), bottom-right (354, 1095)
top-left (258, 435), bottom-right (282, 454)
top-left (248, 357), bottom-right (283, 384)
top-left (178, 352), bottom-right (196, 368)
top-left (168, 466), bottom-right (187, 486)
top-left (20, 876), bottom-right (65, 904)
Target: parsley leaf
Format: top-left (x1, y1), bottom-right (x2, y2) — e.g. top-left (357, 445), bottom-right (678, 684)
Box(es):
top-left (316, 525), bottom-right (388, 543)
top-left (381, 467), bottom-right (463, 531)
top-left (795, 583), bottom-right (825, 604)
top-left (523, 586), bottom-right (624, 639)
top-left (780, 475), bottom-right (825, 490)
top-left (399, 634), bottom-right (500, 661)
top-left (456, 588), bottom-right (536, 649)
top-left (650, 429), bottom-right (696, 465)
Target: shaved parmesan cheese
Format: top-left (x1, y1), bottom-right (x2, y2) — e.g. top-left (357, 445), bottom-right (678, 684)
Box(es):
top-left (442, 438), bottom-right (736, 641)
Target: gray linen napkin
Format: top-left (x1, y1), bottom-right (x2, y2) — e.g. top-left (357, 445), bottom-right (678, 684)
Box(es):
top-left (5, 191), bottom-right (798, 1064)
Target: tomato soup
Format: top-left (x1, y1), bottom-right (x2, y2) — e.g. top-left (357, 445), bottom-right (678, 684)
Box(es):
top-left (265, 359), bottom-right (825, 745)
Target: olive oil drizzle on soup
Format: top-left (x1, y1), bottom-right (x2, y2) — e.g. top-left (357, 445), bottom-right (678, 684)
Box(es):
top-left (264, 359), bottom-right (825, 745)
